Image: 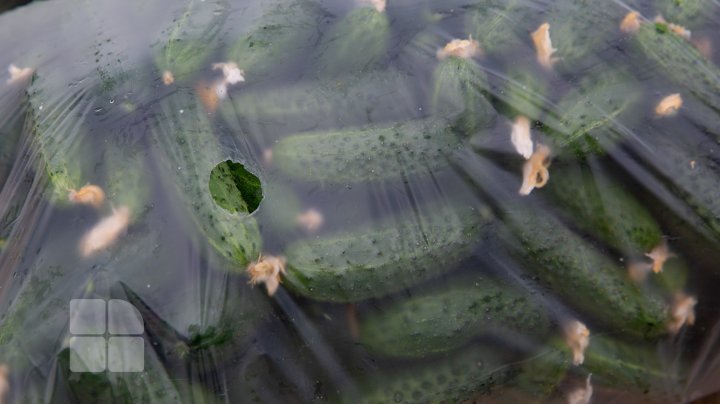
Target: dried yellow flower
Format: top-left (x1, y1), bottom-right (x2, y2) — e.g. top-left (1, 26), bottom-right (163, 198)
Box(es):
top-left (68, 184), bottom-right (106, 209)
top-left (519, 144), bottom-right (551, 196)
top-left (79, 206), bottom-right (131, 257)
top-left (162, 70), bottom-right (175, 86)
top-left (247, 254), bottom-right (287, 296)
top-left (511, 116), bottom-right (533, 159)
top-left (531, 23), bottom-right (557, 69)
top-left (564, 320), bottom-right (590, 366)
top-left (620, 11), bottom-right (641, 34)
top-left (645, 241), bottom-right (675, 274)
top-left (655, 93), bottom-right (683, 117)
top-left (667, 293), bottom-right (697, 334)
top-left (296, 208), bottom-right (323, 233)
top-left (436, 36), bottom-right (482, 60)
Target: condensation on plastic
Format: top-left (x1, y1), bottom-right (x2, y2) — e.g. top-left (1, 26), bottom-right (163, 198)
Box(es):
top-left (0, 0), bottom-right (720, 403)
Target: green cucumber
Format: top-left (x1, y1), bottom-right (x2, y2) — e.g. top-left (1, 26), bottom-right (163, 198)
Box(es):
top-left (153, 0), bottom-right (227, 83)
top-left (227, 0), bottom-right (326, 80)
top-left (545, 165), bottom-right (663, 259)
top-left (465, 0), bottom-right (528, 56)
top-left (503, 206), bottom-right (668, 339)
top-left (316, 6), bottom-right (390, 76)
top-left (515, 335), bottom-right (684, 399)
top-left (220, 68), bottom-right (423, 136)
top-left (150, 89), bottom-right (261, 268)
top-left (431, 56), bottom-right (497, 134)
top-left (272, 118), bottom-right (466, 183)
top-left (283, 203), bottom-right (493, 302)
top-left (655, 0), bottom-right (715, 28)
top-left (359, 276), bottom-right (551, 358)
top-left (635, 22), bottom-right (720, 113)
top-left (547, 0), bottom-right (630, 71)
top-left (104, 142), bottom-right (151, 221)
top-left (355, 345), bottom-right (514, 403)
top-left (541, 69), bottom-right (641, 157)
top-left (496, 67), bottom-right (550, 121)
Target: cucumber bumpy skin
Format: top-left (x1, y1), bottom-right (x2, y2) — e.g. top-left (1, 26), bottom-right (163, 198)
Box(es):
top-left (220, 68), bottom-right (423, 135)
top-left (315, 6), bottom-right (390, 76)
top-left (431, 56), bottom-right (497, 135)
top-left (541, 69), bottom-right (641, 157)
top-left (465, 0), bottom-right (527, 56)
top-left (355, 345), bottom-right (514, 404)
top-left (272, 118), bottom-right (466, 183)
top-left (283, 204), bottom-right (493, 302)
top-left (503, 206), bottom-right (668, 339)
top-left (546, 165), bottom-right (663, 259)
top-left (635, 22), bottom-right (720, 113)
top-left (153, 0), bottom-right (227, 84)
top-left (359, 277), bottom-right (551, 358)
top-left (227, 0), bottom-right (326, 80)
top-left (150, 89), bottom-right (261, 268)
top-left (655, 0), bottom-right (716, 28)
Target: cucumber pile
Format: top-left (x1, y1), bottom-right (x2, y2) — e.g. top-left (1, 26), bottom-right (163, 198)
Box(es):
top-left (1, 0), bottom-right (719, 402)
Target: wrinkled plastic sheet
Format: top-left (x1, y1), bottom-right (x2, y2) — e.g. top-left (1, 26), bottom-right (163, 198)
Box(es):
top-left (0, 0), bottom-right (720, 402)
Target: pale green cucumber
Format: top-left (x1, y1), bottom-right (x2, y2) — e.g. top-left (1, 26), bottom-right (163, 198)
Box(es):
top-left (283, 203), bottom-right (493, 302)
top-left (272, 117), bottom-right (465, 183)
top-left (359, 276), bottom-right (551, 358)
top-left (227, 0), bottom-right (326, 80)
top-left (153, 0), bottom-right (227, 83)
top-left (316, 6), bottom-right (390, 76)
top-left (150, 89), bottom-right (261, 267)
top-left (503, 206), bottom-right (668, 339)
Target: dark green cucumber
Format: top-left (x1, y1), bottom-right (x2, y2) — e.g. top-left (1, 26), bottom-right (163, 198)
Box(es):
top-left (635, 22), bottom-right (720, 112)
top-left (316, 6), bottom-right (390, 76)
top-left (515, 335), bottom-right (684, 399)
top-left (283, 203), bottom-right (493, 302)
top-left (431, 56), bottom-right (497, 134)
top-left (219, 68), bottom-right (423, 136)
top-left (355, 345), bottom-right (514, 403)
top-left (272, 118), bottom-right (466, 183)
top-left (227, 0), bottom-right (326, 80)
top-left (359, 276), bottom-right (551, 358)
top-left (150, 89), bottom-right (261, 267)
top-left (541, 69), bottom-right (641, 157)
top-left (546, 165), bottom-right (663, 259)
top-left (497, 67), bottom-right (550, 121)
top-left (153, 0), bottom-right (226, 83)
top-left (503, 206), bottom-right (668, 339)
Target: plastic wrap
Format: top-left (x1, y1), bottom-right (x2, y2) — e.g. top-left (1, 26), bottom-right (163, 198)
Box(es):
top-left (1, 0), bottom-right (720, 402)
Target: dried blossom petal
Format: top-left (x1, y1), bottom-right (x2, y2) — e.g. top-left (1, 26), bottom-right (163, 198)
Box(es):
top-left (79, 206), bottom-right (131, 257)
top-left (655, 93), bottom-right (683, 116)
top-left (511, 116), bottom-right (533, 159)
top-left (531, 23), bottom-right (557, 69)
top-left (628, 261), bottom-right (653, 283)
top-left (296, 208), bottom-right (324, 233)
top-left (564, 320), bottom-right (590, 366)
top-left (247, 254), bottom-right (287, 296)
top-left (645, 241), bottom-right (675, 273)
top-left (567, 374), bottom-right (593, 404)
top-left (620, 11), bottom-right (641, 33)
top-left (654, 15), bottom-right (691, 39)
top-left (68, 184), bottom-right (106, 209)
top-left (196, 80), bottom-right (219, 113)
top-left (519, 144), bottom-right (551, 196)
top-left (162, 70), bottom-right (174, 86)
top-left (667, 293), bottom-right (697, 334)
top-left (436, 36), bottom-right (482, 60)
top-left (212, 62), bottom-right (245, 85)
top-left (7, 64), bottom-right (33, 85)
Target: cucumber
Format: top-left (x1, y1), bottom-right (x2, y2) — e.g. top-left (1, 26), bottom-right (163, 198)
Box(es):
top-left (104, 141), bottom-right (151, 221)
top-left (515, 335), bottom-right (684, 400)
top-left (541, 69), bottom-right (641, 157)
top-left (315, 6), bottom-right (390, 76)
top-left (634, 21), bottom-right (720, 113)
top-left (545, 165), bottom-right (663, 259)
top-left (272, 117), bottom-right (466, 183)
top-left (502, 205), bottom-right (668, 339)
top-left (431, 56), bottom-right (497, 134)
top-left (355, 345), bottom-right (514, 403)
top-left (496, 67), bottom-right (550, 121)
top-left (359, 276), bottom-right (551, 358)
top-left (283, 203), bottom-right (493, 302)
top-left (226, 0), bottom-right (326, 80)
top-left (220, 68), bottom-right (423, 136)
top-left (465, 0), bottom-right (529, 56)
top-left (153, 0), bottom-right (227, 84)
top-left (546, 0), bottom-right (630, 71)
top-left (150, 89), bottom-right (261, 268)
top-left (655, 0), bottom-right (716, 28)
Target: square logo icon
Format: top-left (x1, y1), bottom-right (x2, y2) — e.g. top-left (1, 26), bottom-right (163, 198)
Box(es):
top-left (69, 336), bottom-right (106, 373)
top-left (108, 337), bottom-right (144, 372)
